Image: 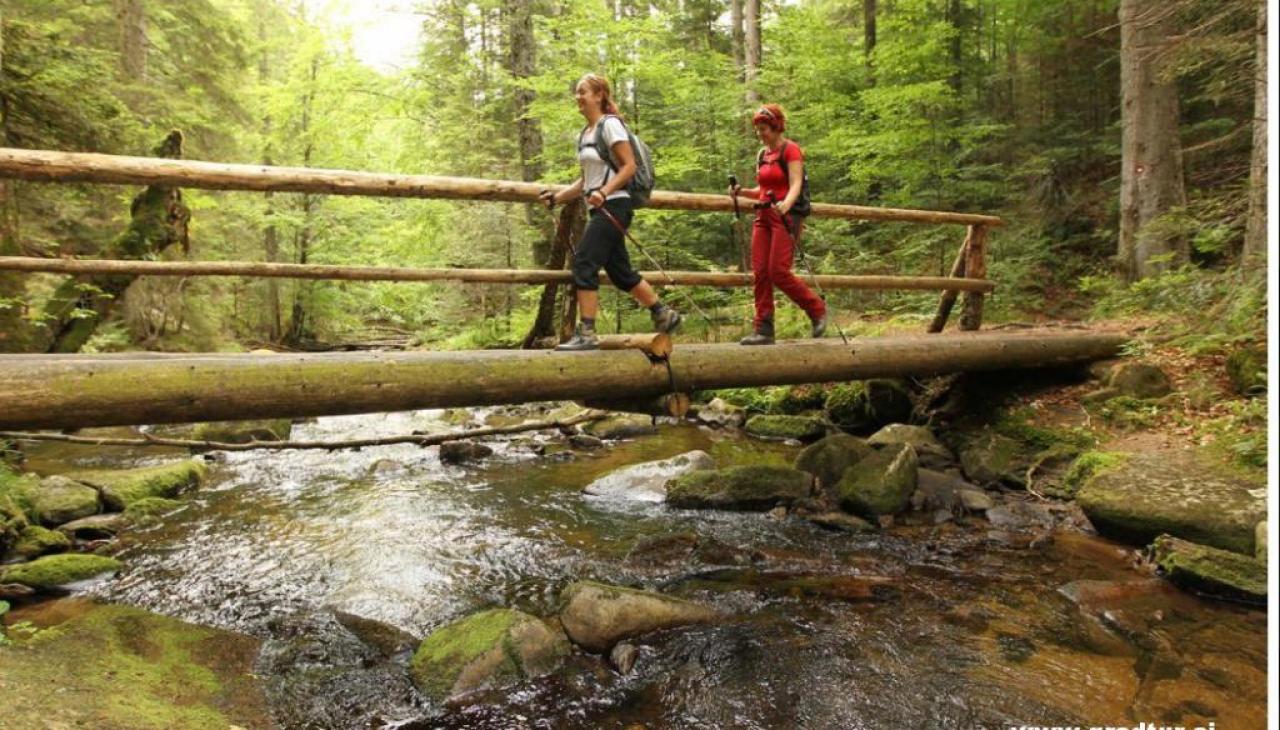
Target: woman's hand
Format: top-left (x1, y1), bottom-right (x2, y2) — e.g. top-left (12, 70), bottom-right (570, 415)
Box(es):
top-left (586, 188), bottom-right (606, 208)
top-left (538, 189), bottom-right (557, 209)
top-left (775, 198), bottom-right (792, 216)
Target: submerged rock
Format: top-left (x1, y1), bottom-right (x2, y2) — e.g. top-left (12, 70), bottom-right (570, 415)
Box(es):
top-left (191, 418), bottom-right (292, 444)
top-left (409, 608), bottom-right (570, 703)
top-left (333, 610), bottom-right (419, 658)
top-left (438, 440), bottom-right (494, 465)
top-left (666, 465), bottom-right (812, 511)
top-left (558, 580), bottom-right (722, 653)
top-left (0, 553), bottom-right (121, 590)
top-left (123, 496), bottom-right (186, 519)
top-left (744, 415), bottom-right (826, 442)
top-left (583, 450), bottom-right (715, 502)
top-left (794, 434), bottom-right (874, 493)
top-left (1152, 535), bottom-right (1267, 605)
top-left (10, 524), bottom-right (71, 560)
top-left (69, 460), bottom-right (207, 512)
top-left (30, 475), bottom-right (100, 527)
top-left (1076, 450), bottom-right (1265, 554)
top-left (837, 443), bottom-right (919, 519)
top-left (801, 511), bottom-right (876, 534)
top-left (584, 414), bottom-right (657, 440)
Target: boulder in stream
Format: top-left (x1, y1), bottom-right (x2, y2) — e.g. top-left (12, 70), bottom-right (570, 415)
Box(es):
top-left (30, 475), bottom-right (100, 527)
top-left (0, 553), bottom-right (121, 590)
top-left (10, 524), bottom-right (72, 560)
top-left (1152, 535), bottom-right (1267, 605)
top-left (794, 434), bottom-right (874, 492)
top-left (191, 418), bottom-right (293, 444)
top-left (409, 608), bottom-right (570, 703)
top-left (68, 460), bottom-right (207, 512)
top-left (744, 415), bottom-right (826, 442)
top-left (558, 580), bottom-right (722, 653)
top-left (868, 424), bottom-right (955, 469)
top-left (695, 397), bottom-right (747, 428)
top-left (583, 450), bottom-right (714, 502)
top-left (57, 513), bottom-right (132, 540)
top-left (438, 440), bottom-right (494, 465)
top-left (836, 443), bottom-right (919, 518)
top-left (583, 414), bottom-right (657, 440)
top-left (666, 465), bottom-right (812, 511)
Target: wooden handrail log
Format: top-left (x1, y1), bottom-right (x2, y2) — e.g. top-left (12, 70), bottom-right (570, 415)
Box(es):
top-left (0, 330), bottom-right (1125, 430)
top-left (0, 147), bottom-right (1004, 227)
top-left (0, 256), bottom-right (997, 293)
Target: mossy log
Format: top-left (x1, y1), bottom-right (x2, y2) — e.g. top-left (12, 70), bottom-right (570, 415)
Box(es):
top-left (0, 329), bottom-right (1126, 430)
top-left (0, 146), bottom-right (1003, 227)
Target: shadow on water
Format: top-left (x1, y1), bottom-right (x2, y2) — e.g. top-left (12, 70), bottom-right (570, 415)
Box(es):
top-left (21, 408), bottom-right (1266, 729)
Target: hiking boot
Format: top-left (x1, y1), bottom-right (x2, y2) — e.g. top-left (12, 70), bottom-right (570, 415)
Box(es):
top-left (555, 323), bottom-right (599, 351)
top-left (739, 319), bottom-right (775, 346)
top-left (651, 305), bottom-right (683, 334)
top-left (810, 312), bottom-right (828, 339)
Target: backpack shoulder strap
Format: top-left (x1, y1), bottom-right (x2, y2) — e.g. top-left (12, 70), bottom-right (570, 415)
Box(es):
top-left (595, 114), bottom-right (623, 171)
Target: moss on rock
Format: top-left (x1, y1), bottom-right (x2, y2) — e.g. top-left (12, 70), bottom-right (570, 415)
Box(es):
top-left (666, 465), bottom-right (812, 511)
top-left (124, 497), bottom-right (187, 519)
top-left (1108, 362), bottom-right (1172, 399)
top-left (958, 432), bottom-right (1027, 487)
top-left (30, 475), bottom-right (101, 527)
top-left (0, 554), bottom-right (121, 589)
top-left (837, 443), bottom-right (919, 518)
top-left (558, 580), bottom-right (721, 653)
top-left (824, 379), bottom-right (912, 434)
top-left (11, 525), bottom-right (72, 560)
top-left (774, 384), bottom-right (829, 415)
top-left (794, 434), bottom-right (874, 491)
top-left (583, 414), bottom-right (657, 440)
top-left (1060, 451), bottom-right (1127, 497)
top-left (745, 415), bottom-right (826, 442)
top-left (409, 608), bottom-right (569, 703)
top-left (69, 460), bottom-right (207, 512)
top-left (1152, 535), bottom-right (1267, 605)
top-left (190, 418), bottom-right (292, 444)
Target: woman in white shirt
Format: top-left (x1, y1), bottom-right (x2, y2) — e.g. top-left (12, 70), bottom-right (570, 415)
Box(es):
top-left (540, 73), bottom-right (681, 351)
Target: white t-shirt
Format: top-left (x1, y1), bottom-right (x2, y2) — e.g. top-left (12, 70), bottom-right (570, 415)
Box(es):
top-left (577, 116), bottom-right (631, 200)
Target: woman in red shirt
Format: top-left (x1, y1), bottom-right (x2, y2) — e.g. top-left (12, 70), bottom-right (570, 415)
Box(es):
top-left (730, 103), bottom-right (827, 345)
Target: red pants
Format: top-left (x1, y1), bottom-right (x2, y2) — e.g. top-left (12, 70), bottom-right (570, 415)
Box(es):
top-left (752, 208), bottom-right (825, 327)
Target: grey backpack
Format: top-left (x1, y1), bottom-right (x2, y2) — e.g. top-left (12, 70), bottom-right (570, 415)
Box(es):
top-left (589, 115), bottom-right (656, 207)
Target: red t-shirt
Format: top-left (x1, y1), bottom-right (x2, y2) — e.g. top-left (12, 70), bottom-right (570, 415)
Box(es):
top-left (756, 141), bottom-right (803, 203)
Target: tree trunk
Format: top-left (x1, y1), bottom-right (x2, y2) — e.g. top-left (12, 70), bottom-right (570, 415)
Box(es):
top-left (1242, 0), bottom-right (1267, 269)
top-left (36, 131), bottom-right (190, 353)
top-left (287, 56), bottom-right (319, 346)
top-left (504, 0), bottom-right (545, 256)
top-left (744, 0), bottom-right (761, 105)
top-left (116, 0), bottom-right (147, 81)
top-left (730, 0), bottom-right (744, 74)
top-left (522, 199), bottom-right (583, 348)
top-left (258, 4), bottom-right (281, 341)
top-left (864, 0), bottom-right (876, 66)
top-left (0, 330), bottom-right (1129, 431)
top-left (1118, 0), bottom-right (1188, 281)
top-left (0, 8), bottom-right (27, 352)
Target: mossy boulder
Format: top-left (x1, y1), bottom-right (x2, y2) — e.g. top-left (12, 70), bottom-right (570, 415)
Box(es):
top-left (794, 434), bottom-right (874, 491)
top-left (30, 475), bottom-right (101, 527)
top-left (0, 554), bottom-right (122, 590)
top-left (1059, 451), bottom-right (1127, 498)
top-left (824, 379), bottom-right (912, 434)
top-left (1108, 362), bottom-right (1172, 399)
top-left (1076, 450), bottom-right (1265, 554)
top-left (124, 497), bottom-right (186, 519)
top-left (1152, 535), bottom-right (1267, 605)
top-left (408, 608), bottom-right (569, 703)
top-left (666, 465), bottom-right (812, 511)
top-left (438, 441), bottom-right (494, 465)
top-left (744, 414), bottom-right (826, 442)
top-left (0, 600), bottom-right (270, 728)
top-left (958, 432), bottom-right (1028, 487)
top-left (191, 418), bottom-right (292, 444)
top-left (774, 384), bottom-right (829, 414)
top-left (583, 450), bottom-right (715, 502)
top-left (867, 424), bottom-right (954, 468)
top-left (1, 467), bottom-right (37, 555)
top-left (57, 513), bottom-right (133, 540)
top-left (69, 460), bottom-right (207, 512)
top-left (558, 580), bottom-right (722, 653)
top-left (583, 414), bottom-right (657, 440)
top-left (11, 525), bottom-right (72, 560)
top-left (695, 397), bottom-right (747, 428)
top-left (837, 443), bottom-right (919, 518)
top-left (1225, 346), bottom-right (1266, 397)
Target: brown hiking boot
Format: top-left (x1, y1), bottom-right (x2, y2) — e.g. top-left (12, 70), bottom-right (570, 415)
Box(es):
top-left (739, 319), bottom-right (775, 346)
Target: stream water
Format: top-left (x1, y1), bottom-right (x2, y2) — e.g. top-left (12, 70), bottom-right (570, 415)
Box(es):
top-left (14, 408), bottom-right (1269, 729)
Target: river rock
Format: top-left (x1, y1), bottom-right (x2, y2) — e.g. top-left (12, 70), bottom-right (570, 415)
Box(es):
top-left (696, 398), bottom-right (747, 428)
top-left (1225, 346), bottom-right (1266, 397)
top-left (584, 414), bottom-right (657, 440)
top-left (666, 465), bottom-right (812, 511)
top-left (609, 642), bottom-right (639, 674)
top-left (123, 497), bottom-right (186, 519)
top-left (1076, 450), bottom-right (1265, 554)
top-left (958, 432), bottom-right (1028, 487)
top-left (409, 608), bottom-right (570, 703)
top-left (801, 511), bottom-right (875, 534)
top-left (10, 525), bottom-right (71, 559)
top-left (1108, 362), bottom-right (1172, 399)
top-left (333, 610), bottom-right (418, 658)
top-left (191, 418), bottom-right (292, 444)
top-left (568, 434), bottom-right (604, 450)
top-left (957, 488), bottom-right (995, 512)
top-left (438, 440), bottom-right (494, 464)
top-left (57, 513), bottom-right (132, 539)
top-left (0, 553), bottom-right (121, 590)
top-left (985, 501), bottom-right (1057, 531)
top-left (823, 379), bottom-right (913, 433)
top-left (837, 443), bottom-right (918, 518)
top-left (69, 460), bottom-right (207, 511)
top-left (910, 468), bottom-right (971, 513)
top-left (868, 424), bottom-right (955, 468)
top-left (30, 475), bottom-right (100, 527)
top-left (558, 580), bottom-right (722, 652)
top-left (744, 415), bottom-right (826, 442)
top-left (583, 450), bottom-right (714, 502)
top-left (1152, 535), bottom-right (1267, 605)
top-left (794, 434), bottom-right (874, 493)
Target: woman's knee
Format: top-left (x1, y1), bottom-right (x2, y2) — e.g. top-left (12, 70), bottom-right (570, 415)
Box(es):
top-left (572, 259), bottom-right (601, 290)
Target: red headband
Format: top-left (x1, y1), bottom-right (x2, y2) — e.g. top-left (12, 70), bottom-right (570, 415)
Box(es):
top-left (752, 107), bottom-right (782, 130)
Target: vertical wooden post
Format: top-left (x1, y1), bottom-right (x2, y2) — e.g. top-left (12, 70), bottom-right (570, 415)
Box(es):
top-left (959, 224), bottom-right (988, 331)
top-left (927, 227), bottom-right (971, 333)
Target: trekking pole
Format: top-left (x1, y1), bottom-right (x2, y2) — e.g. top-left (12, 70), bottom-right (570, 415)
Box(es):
top-left (765, 192), bottom-right (850, 345)
top-left (594, 202), bottom-right (718, 334)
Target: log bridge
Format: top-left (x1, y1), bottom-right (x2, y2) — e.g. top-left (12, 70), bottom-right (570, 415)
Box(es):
top-left (0, 147), bottom-right (1125, 431)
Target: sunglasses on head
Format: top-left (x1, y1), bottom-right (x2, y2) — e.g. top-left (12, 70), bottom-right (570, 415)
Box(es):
top-left (755, 107), bottom-right (775, 120)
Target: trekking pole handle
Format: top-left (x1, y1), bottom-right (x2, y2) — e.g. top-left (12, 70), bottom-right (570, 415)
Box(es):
top-left (728, 176), bottom-right (741, 219)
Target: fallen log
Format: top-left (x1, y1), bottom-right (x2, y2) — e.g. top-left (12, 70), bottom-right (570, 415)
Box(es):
top-left (0, 256), bottom-right (996, 293)
top-left (0, 147), bottom-right (1003, 227)
top-left (0, 330), bottom-right (1126, 431)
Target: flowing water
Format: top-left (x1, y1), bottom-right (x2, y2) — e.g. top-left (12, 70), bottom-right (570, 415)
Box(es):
top-left (14, 409), bottom-right (1269, 729)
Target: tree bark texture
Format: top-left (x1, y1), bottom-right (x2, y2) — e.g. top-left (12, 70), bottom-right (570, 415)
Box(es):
top-left (928, 229), bottom-right (970, 333)
top-left (258, 2), bottom-right (282, 340)
top-left (0, 329), bottom-right (1128, 431)
top-left (1242, 0), bottom-right (1267, 269)
top-left (0, 8), bottom-right (26, 352)
top-left (959, 225), bottom-right (988, 330)
top-left (1118, 0), bottom-right (1188, 281)
top-left (744, 0), bottom-right (761, 105)
top-left (35, 131), bottom-right (190, 354)
top-left (0, 147), bottom-right (1005, 227)
top-left (730, 0), bottom-right (744, 74)
top-left (116, 0), bottom-right (147, 81)
top-left (522, 199), bottom-right (584, 348)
